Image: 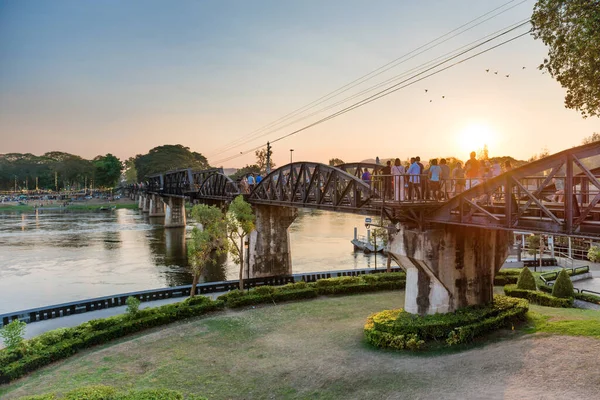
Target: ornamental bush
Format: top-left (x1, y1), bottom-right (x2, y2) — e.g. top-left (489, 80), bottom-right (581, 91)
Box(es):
top-left (17, 385), bottom-right (208, 399)
top-left (0, 319), bottom-right (26, 350)
top-left (552, 269), bottom-right (575, 299)
top-left (364, 295), bottom-right (528, 350)
top-left (516, 268), bottom-right (537, 291)
top-left (504, 285), bottom-right (572, 308)
top-left (125, 296), bottom-right (141, 317)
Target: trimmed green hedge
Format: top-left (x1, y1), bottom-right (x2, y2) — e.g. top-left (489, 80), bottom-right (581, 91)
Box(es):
top-left (493, 269), bottom-right (521, 286)
top-left (217, 273), bottom-right (406, 308)
top-left (17, 384), bottom-right (207, 399)
top-left (364, 295), bottom-right (528, 350)
top-left (538, 284), bottom-right (600, 305)
top-left (0, 297), bottom-right (223, 384)
top-left (504, 285), bottom-right (573, 308)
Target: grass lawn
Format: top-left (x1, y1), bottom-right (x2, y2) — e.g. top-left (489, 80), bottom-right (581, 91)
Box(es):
top-left (2, 292), bottom-right (600, 400)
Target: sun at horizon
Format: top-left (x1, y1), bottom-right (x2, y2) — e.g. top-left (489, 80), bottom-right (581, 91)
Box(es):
top-left (458, 122), bottom-right (497, 157)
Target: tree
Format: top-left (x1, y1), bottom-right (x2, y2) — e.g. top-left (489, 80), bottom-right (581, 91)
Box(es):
top-left (582, 132), bottom-right (600, 144)
top-left (531, 1), bottom-right (600, 118)
top-left (526, 234), bottom-right (543, 261)
top-left (134, 144), bottom-right (210, 182)
top-left (93, 154), bottom-right (123, 188)
top-left (226, 195), bottom-right (255, 290)
top-left (229, 164), bottom-right (261, 181)
top-left (255, 148), bottom-right (275, 174)
top-left (122, 157), bottom-right (138, 184)
top-left (477, 144), bottom-right (489, 161)
top-left (328, 158), bottom-right (345, 166)
top-left (187, 204), bottom-right (227, 297)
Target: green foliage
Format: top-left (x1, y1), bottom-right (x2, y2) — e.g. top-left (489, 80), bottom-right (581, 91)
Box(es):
top-left (328, 158), bottom-right (345, 166)
top-left (63, 385), bottom-right (117, 399)
top-left (0, 319), bottom-right (26, 350)
top-left (587, 245), bottom-right (600, 262)
top-left (229, 164), bottom-right (261, 181)
top-left (122, 157), bottom-right (138, 184)
top-left (16, 386), bottom-right (207, 399)
top-left (187, 204), bottom-right (228, 289)
top-left (125, 296), bottom-right (141, 316)
top-left (255, 148), bottom-right (275, 173)
top-left (134, 144), bottom-right (209, 182)
top-left (532, 0), bottom-right (600, 118)
top-left (364, 295), bottom-right (528, 350)
top-left (504, 285), bottom-right (573, 307)
top-left (0, 298), bottom-right (223, 384)
top-left (226, 196), bottom-right (255, 289)
top-left (217, 273), bottom-right (406, 308)
top-left (92, 154), bottom-right (123, 188)
top-left (516, 267), bottom-right (537, 290)
top-left (552, 269), bottom-right (575, 299)
top-left (526, 235), bottom-right (542, 256)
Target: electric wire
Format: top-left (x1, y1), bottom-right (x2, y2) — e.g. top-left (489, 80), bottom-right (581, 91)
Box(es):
top-left (210, 18), bottom-right (531, 157)
top-left (211, 26), bottom-right (531, 166)
top-left (207, 0), bottom-right (529, 157)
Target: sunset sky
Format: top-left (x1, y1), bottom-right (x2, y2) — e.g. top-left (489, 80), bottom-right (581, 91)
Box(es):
top-left (1, 0), bottom-right (599, 168)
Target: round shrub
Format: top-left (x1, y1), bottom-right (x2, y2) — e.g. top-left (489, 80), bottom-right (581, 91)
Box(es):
top-left (552, 269), bottom-right (574, 299)
top-left (516, 267), bottom-right (537, 290)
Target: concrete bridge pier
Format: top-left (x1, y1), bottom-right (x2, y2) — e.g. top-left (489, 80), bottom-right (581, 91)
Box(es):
top-left (248, 205), bottom-right (297, 278)
top-left (149, 194), bottom-right (165, 217)
top-left (389, 225), bottom-right (510, 315)
top-left (140, 195), bottom-right (150, 213)
top-left (138, 194), bottom-right (144, 210)
top-left (164, 196), bottom-right (186, 228)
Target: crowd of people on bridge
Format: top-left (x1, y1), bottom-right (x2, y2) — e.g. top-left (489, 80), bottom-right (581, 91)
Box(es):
top-left (361, 151), bottom-right (513, 202)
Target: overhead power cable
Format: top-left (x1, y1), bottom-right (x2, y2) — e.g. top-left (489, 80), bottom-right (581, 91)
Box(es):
top-left (207, 0), bottom-right (528, 157)
top-left (211, 25), bottom-right (531, 166)
top-left (210, 18), bottom-right (531, 157)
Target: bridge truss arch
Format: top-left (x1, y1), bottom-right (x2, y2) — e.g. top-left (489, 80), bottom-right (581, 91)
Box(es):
top-left (196, 171), bottom-right (241, 200)
top-left (427, 141), bottom-right (600, 239)
top-left (249, 162), bottom-right (377, 212)
top-left (336, 163), bottom-right (383, 179)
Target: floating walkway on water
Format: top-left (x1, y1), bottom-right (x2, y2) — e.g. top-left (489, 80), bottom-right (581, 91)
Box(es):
top-left (0, 266), bottom-right (403, 328)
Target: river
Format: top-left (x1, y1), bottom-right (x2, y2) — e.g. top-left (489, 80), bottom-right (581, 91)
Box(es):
top-left (0, 208), bottom-right (387, 313)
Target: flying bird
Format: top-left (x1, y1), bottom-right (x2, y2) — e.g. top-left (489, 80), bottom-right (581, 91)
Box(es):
top-left (486, 69), bottom-right (489, 72)
top-left (429, 100), bottom-right (433, 103)
top-left (522, 66), bottom-right (526, 69)
top-left (425, 89), bottom-right (428, 93)
top-left (506, 74), bottom-right (510, 78)
top-left (494, 71), bottom-right (498, 74)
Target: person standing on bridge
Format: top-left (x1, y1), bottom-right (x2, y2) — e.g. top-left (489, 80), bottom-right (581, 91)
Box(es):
top-left (391, 158), bottom-right (405, 201)
top-left (465, 151), bottom-right (480, 189)
top-left (407, 157), bottom-right (421, 200)
top-left (439, 158), bottom-right (451, 200)
top-left (247, 174), bottom-right (255, 191)
top-left (428, 159), bottom-right (442, 201)
top-left (452, 161), bottom-right (465, 195)
top-left (382, 160), bottom-right (392, 200)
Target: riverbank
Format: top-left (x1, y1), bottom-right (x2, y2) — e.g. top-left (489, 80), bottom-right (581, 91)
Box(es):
top-left (2, 292), bottom-right (600, 399)
top-left (0, 202), bottom-right (138, 212)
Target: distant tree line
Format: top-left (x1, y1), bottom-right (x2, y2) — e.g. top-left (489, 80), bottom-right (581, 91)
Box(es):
top-left (0, 152), bottom-right (122, 191)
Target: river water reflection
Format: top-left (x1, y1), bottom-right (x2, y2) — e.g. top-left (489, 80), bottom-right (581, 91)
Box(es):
top-left (0, 208), bottom-right (386, 313)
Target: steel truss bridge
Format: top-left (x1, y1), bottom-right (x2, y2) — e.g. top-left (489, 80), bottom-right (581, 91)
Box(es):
top-left (134, 142), bottom-right (600, 239)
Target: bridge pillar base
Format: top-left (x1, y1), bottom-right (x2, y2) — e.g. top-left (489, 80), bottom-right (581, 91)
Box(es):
top-left (165, 197), bottom-right (186, 228)
top-left (389, 225), bottom-right (509, 315)
top-left (149, 194), bottom-right (165, 217)
top-left (141, 195), bottom-right (150, 213)
top-left (138, 194), bottom-right (144, 210)
top-left (248, 205), bottom-right (297, 277)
